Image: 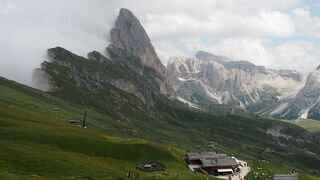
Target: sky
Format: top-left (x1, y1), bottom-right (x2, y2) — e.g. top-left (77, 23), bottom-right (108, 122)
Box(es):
top-left (1, 0), bottom-right (320, 86)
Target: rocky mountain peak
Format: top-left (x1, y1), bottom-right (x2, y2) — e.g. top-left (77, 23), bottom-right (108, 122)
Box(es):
top-left (305, 68), bottom-right (320, 87)
top-left (108, 8), bottom-right (165, 75)
top-left (167, 51), bottom-right (308, 118)
top-left (166, 56), bottom-right (259, 106)
top-left (195, 51), bottom-right (231, 64)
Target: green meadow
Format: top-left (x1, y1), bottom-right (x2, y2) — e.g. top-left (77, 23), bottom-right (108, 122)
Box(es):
top-left (0, 77), bottom-right (319, 179)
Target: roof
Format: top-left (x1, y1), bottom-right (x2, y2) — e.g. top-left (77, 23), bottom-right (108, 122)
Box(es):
top-left (274, 174), bottom-right (298, 180)
top-left (186, 152), bottom-right (226, 160)
top-left (201, 156), bottom-right (237, 167)
top-left (186, 152), bottom-right (238, 168)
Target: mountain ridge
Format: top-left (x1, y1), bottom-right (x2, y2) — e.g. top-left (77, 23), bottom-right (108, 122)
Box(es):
top-left (193, 51), bottom-right (320, 120)
top-left (166, 52), bottom-right (306, 119)
top-left (34, 8), bottom-right (173, 106)
top-left (32, 8), bottom-right (320, 121)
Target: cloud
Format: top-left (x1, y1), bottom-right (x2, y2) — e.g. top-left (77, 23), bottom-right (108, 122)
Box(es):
top-left (143, 1), bottom-right (320, 73)
top-left (292, 8), bottom-right (320, 37)
top-left (0, 0), bottom-right (320, 86)
top-left (0, 0), bottom-right (115, 85)
top-left (146, 8), bottom-right (296, 40)
top-left (200, 38), bottom-right (270, 64)
top-left (197, 38), bottom-right (320, 73)
top-left (270, 41), bottom-right (320, 72)
top-left (0, 2), bottom-right (17, 15)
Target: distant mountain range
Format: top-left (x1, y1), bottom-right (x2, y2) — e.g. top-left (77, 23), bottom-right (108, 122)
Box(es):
top-left (32, 8), bottom-right (320, 121)
top-left (166, 50), bottom-right (320, 120)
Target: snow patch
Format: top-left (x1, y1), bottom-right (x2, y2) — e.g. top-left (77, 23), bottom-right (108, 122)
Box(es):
top-left (298, 100), bottom-right (320, 119)
top-left (176, 97), bottom-right (201, 110)
top-left (178, 77), bottom-right (187, 82)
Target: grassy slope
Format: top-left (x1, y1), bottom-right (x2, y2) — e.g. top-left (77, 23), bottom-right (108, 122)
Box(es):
top-left (0, 77), bottom-right (319, 179)
top-left (246, 160), bottom-right (320, 180)
top-left (0, 77), bottom-right (223, 179)
top-left (284, 119), bottom-right (320, 135)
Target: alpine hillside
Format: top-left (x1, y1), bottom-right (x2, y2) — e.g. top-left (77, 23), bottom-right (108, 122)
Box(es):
top-left (19, 8), bottom-right (320, 179)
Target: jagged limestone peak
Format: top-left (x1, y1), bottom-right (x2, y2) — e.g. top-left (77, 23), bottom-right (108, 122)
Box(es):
top-left (109, 8), bottom-right (165, 75)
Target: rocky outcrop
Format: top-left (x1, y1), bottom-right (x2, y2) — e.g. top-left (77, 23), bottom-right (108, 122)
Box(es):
top-left (33, 9), bottom-right (173, 106)
top-left (224, 61), bottom-right (267, 75)
top-left (195, 51), bottom-right (230, 64)
top-left (167, 52), bottom-right (305, 117)
top-left (166, 56), bottom-right (259, 107)
top-left (196, 51), bottom-right (266, 75)
top-left (265, 124), bottom-right (312, 143)
top-left (272, 67), bottom-right (320, 119)
top-left (107, 8), bottom-right (172, 96)
top-left (196, 51), bottom-right (303, 82)
top-left (41, 47), bottom-right (163, 104)
top-left (108, 8), bottom-right (165, 76)
top-left (32, 8), bottom-right (315, 120)
top-left (275, 70), bottom-right (303, 81)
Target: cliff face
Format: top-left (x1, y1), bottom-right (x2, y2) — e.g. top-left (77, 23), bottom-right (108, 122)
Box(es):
top-left (33, 9), bottom-right (173, 108)
top-left (107, 8), bottom-right (172, 96)
top-left (166, 56), bottom-right (259, 107)
top-left (271, 67), bottom-right (320, 119)
top-left (108, 8), bottom-right (165, 76)
top-left (31, 8), bottom-right (320, 121)
top-left (166, 52), bottom-right (305, 117)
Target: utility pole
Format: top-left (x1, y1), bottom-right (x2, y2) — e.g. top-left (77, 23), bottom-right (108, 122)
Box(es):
top-left (82, 110), bottom-right (87, 128)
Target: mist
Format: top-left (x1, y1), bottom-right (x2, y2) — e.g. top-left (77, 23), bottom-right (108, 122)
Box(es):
top-left (0, 0), bottom-right (118, 85)
top-left (1, 0), bottom-right (320, 86)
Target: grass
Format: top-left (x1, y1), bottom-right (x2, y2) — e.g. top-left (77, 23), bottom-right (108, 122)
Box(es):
top-left (0, 101), bottom-right (189, 179)
top-left (0, 66), bottom-right (320, 179)
top-left (0, 77), bottom-right (224, 179)
top-left (284, 119), bottom-right (320, 135)
top-left (247, 160), bottom-right (320, 180)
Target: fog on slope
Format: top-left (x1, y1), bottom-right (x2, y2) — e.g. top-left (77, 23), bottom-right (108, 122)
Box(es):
top-left (0, 0), bottom-right (118, 86)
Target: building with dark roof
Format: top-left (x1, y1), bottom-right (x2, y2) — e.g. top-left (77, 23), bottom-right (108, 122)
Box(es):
top-left (185, 152), bottom-right (239, 175)
top-left (273, 173), bottom-right (298, 180)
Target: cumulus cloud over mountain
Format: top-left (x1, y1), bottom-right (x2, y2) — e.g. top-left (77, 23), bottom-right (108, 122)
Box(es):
top-left (1, 0), bottom-right (320, 85)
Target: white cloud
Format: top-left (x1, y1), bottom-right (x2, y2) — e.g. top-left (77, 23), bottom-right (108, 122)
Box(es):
top-left (292, 8), bottom-right (320, 37)
top-left (0, 0), bottom-right (320, 86)
top-left (270, 41), bottom-right (320, 72)
top-left (202, 38), bottom-right (270, 65)
top-left (194, 38), bottom-right (320, 73)
top-left (0, 0), bottom-right (114, 85)
top-left (146, 9), bottom-right (296, 40)
top-left (0, 2), bottom-right (17, 15)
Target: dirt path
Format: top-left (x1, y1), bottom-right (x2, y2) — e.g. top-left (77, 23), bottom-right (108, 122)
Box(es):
top-left (230, 160), bottom-right (250, 180)
top-left (216, 160), bottom-right (250, 180)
